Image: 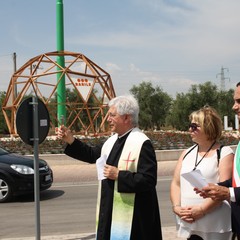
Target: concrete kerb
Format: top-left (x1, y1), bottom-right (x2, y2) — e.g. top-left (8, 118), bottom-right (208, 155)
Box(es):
top-left (1, 226), bottom-right (180, 239)
top-left (39, 149), bottom-right (184, 166)
top-left (39, 145), bottom-right (237, 166)
top-left (37, 149), bottom-right (183, 178)
top-left (0, 228), bottom-right (181, 240)
top-left (38, 145), bottom-right (237, 177)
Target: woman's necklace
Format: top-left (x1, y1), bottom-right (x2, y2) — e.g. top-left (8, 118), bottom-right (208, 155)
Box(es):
top-left (193, 141), bottom-right (216, 171)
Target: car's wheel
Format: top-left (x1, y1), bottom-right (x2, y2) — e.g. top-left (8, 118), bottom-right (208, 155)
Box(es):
top-left (0, 176), bottom-right (13, 203)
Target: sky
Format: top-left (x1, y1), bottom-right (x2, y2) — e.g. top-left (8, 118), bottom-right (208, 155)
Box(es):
top-left (0, 0), bottom-right (240, 98)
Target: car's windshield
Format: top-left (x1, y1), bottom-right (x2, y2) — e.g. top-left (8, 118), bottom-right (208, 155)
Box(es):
top-left (0, 147), bottom-right (9, 155)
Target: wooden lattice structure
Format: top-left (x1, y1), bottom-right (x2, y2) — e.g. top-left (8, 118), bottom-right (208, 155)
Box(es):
top-left (2, 51), bottom-right (116, 136)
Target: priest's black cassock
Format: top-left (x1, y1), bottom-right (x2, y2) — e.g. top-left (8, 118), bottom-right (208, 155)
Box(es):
top-left (64, 131), bottom-right (162, 240)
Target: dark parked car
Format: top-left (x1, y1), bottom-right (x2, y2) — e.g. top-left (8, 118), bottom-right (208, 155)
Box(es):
top-left (0, 147), bottom-right (53, 203)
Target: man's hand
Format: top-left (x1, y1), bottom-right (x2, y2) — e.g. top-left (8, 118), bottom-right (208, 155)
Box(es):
top-left (104, 164), bottom-right (119, 180)
top-left (195, 183), bottom-right (230, 201)
top-left (56, 125), bottom-right (75, 145)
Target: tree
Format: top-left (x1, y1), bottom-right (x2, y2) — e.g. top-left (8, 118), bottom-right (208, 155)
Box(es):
top-left (166, 92), bottom-right (191, 130)
top-left (167, 81), bottom-right (234, 130)
top-left (130, 81), bottom-right (172, 130)
top-left (187, 81), bottom-right (219, 110)
top-left (217, 89), bottom-right (235, 129)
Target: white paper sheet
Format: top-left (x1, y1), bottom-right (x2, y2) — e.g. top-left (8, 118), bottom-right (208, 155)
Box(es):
top-left (96, 154), bottom-right (107, 180)
top-left (181, 169), bottom-right (208, 188)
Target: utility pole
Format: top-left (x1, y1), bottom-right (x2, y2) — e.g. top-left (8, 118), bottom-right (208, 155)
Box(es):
top-left (12, 52), bottom-right (17, 98)
top-left (216, 66), bottom-right (230, 91)
top-left (13, 52), bottom-right (17, 72)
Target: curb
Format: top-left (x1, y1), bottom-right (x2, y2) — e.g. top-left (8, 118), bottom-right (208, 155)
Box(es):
top-left (1, 226), bottom-right (181, 240)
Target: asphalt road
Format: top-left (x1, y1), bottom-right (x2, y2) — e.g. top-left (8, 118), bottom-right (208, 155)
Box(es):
top-left (0, 164), bottom-right (175, 239)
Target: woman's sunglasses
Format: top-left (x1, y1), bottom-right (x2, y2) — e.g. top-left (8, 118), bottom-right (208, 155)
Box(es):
top-left (189, 123), bottom-right (200, 131)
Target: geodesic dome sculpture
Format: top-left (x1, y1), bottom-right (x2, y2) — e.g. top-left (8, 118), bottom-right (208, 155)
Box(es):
top-left (2, 51), bottom-right (116, 136)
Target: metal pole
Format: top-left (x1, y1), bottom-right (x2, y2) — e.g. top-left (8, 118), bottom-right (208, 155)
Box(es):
top-left (13, 52), bottom-right (17, 72)
top-left (31, 96), bottom-right (41, 240)
top-left (56, 0), bottom-right (66, 126)
top-left (12, 52), bottom-right (17, 99)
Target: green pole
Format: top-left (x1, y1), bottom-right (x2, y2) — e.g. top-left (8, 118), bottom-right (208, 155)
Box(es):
top-left (56, 0), bottom-right (66, 126)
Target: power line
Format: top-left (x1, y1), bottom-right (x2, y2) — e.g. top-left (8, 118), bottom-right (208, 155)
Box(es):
top-left (0, 53), bottom-right (13, 58)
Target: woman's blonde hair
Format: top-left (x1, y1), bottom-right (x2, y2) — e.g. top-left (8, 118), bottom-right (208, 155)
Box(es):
top-left (189, 106), bottom-right (222, 141)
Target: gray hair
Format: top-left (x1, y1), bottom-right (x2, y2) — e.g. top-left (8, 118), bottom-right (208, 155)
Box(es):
top-left (108, 95), bottom-right (139, 126)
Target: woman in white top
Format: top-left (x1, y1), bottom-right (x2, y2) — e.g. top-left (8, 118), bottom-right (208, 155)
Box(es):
top-left (170, 106), bottom-right (234, 240)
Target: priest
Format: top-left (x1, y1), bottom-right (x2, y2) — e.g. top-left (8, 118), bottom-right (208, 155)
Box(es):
top-left (57, 95), bottom-right (162, 240)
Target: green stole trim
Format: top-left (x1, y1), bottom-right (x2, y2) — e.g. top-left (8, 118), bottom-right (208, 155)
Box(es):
top-left (97, 128), bottom-right (148, 240)
top-left (233, 142), bottom-right (240, 187)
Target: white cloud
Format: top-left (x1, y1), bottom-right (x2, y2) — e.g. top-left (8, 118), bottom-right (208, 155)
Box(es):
top-left (105, 63), bottom-right (122, 72)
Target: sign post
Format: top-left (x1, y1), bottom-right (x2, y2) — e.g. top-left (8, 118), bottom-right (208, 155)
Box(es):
top-left (16, 97), bottom-right (50, 240)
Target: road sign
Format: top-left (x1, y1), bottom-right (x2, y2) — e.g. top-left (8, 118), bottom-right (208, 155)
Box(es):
top-left (16, 97), bottom-right (50, 145)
